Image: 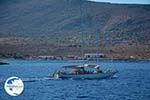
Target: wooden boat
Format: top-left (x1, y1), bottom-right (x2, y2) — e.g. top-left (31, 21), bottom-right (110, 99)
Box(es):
top-left (52, 64), bottom-right (118, 79)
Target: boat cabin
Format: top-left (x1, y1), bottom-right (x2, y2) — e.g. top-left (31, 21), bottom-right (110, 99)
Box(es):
top-left (61, 64), bottom-right (102, 75)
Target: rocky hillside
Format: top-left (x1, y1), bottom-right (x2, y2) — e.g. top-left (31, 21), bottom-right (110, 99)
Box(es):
top-left (0, 0), bottom-right (150, 59)
top-left (0, 0), bottom-right (150, 42)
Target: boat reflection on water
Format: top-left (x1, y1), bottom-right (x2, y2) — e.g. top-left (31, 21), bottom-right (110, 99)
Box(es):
top-left (52, 64), bottom-right (118, 80)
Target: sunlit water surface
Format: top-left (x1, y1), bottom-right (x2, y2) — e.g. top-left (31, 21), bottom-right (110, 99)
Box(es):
top-left (0, 60), bottom-right (150, 100)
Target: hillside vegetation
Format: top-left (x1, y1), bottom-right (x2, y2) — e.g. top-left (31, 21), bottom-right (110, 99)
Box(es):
top-left (0, 0), bottom-right (150, 59)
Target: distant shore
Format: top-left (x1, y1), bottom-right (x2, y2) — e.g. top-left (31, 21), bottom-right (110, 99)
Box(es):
top-left (1, 56), bottom-right (150, 62)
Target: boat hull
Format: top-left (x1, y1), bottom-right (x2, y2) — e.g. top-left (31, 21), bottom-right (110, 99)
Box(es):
top-left (54, 71), bottom-right (117, 79)
top-left (0, 62), bottom-right (8, 65)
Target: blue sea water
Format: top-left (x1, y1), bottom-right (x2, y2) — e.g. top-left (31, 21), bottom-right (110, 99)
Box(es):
top-left (0, 60), bottom-right (150, 100)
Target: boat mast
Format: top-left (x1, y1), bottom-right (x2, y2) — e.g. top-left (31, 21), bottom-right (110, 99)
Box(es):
top-left (79, 0), bottom-right (84, 60)
top-left (96, 21), bottom-right (100, 62)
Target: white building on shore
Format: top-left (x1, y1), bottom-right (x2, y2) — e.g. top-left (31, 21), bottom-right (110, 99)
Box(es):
top-left (84, 53), bottom-right (105, 60)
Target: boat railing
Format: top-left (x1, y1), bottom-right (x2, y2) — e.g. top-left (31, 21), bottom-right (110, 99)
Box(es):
top-left (59, 69), bottom-right (103, 75)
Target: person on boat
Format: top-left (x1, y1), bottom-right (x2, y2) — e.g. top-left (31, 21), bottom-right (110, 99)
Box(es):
top-left (73, 69), bottom-right (80, 74)
top-left (82, 68), bottom-right (87, 74)
top-left (96, 67), bottom-right (102, 73)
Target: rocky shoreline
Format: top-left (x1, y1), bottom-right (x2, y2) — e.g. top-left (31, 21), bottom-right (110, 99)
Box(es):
top-left (0, 54), bottom-right (149, 61)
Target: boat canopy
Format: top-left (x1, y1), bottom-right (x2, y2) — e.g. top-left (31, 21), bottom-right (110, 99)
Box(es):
top-left (83, 64), bottom-right (99, 68)
top-left (63, 64), bottom-right (99, 69)
top-left (63, 65), bottom-right (81, 69)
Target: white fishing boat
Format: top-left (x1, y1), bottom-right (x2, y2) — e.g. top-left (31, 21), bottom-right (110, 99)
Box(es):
top-left (53, 64), bottom-right (118, 79)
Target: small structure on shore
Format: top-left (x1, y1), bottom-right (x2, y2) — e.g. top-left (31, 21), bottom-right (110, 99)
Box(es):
top-left (38, 56), bottom-right (63, 60)
top-left (84, 53), bottom-right (105, 60)
top-left (38, 56), bottom-right (56, 60)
